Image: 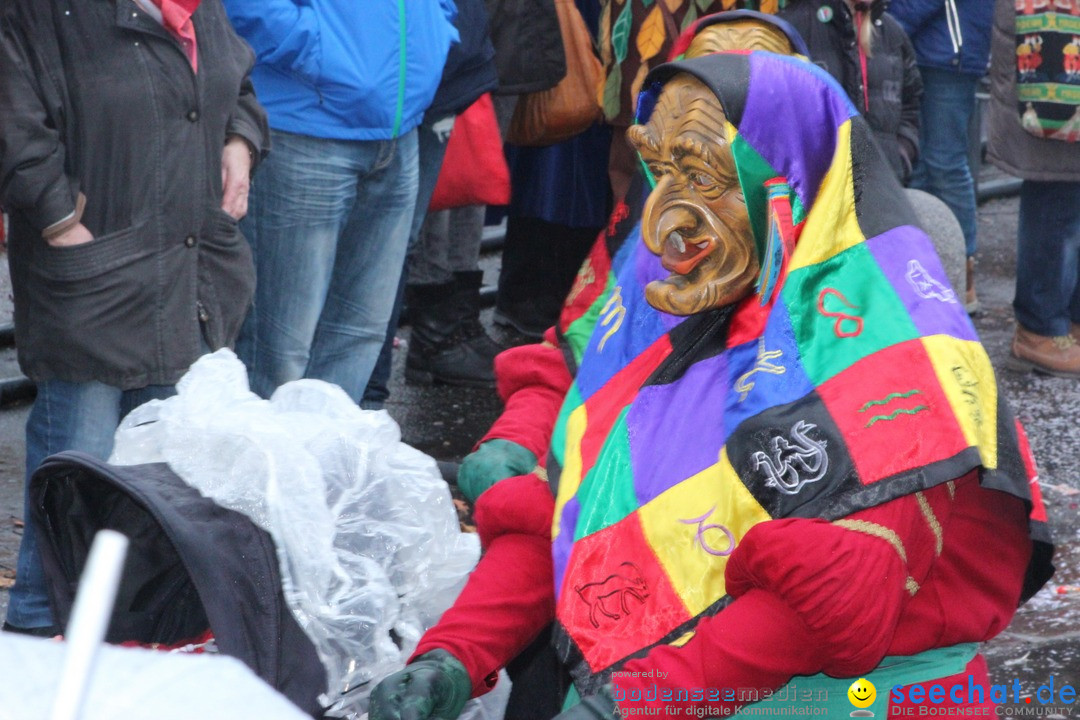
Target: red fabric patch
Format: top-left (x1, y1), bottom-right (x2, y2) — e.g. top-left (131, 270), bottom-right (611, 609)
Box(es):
top-left (1015, 420), bottom-right (1048, 523)
top-left (726, 294), bottom-right (774, 349)
top-left (558, 514), bottom-right (690, 673)
top-left (559, 228), bottom-right (616, 333)
top-left (817, 341), bottom-right (967, 484)
top-left (578, 335), bottom-right (672, 475)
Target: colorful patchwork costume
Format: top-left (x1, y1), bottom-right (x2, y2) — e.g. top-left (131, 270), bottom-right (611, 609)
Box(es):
top-left (412, 52), bottom-right (1054, 718)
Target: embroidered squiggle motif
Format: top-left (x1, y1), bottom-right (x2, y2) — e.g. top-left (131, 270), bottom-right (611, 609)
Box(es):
top-left (734, 338), bottom-right (786, 402)
top-left (752, 421), bottom-right (829, 495)
top-left (816, 288), bottom-right (863, 338)
top-left (859, 389), bottom-right (922, 412)
top-left (905, 259), bottom-right (957, 303)
top-left (679, 506), bottom-right (736, 556)
top-left (864, 406), bottom-right (929, 427)
top-left (597, 286), bottom-right (626, 352)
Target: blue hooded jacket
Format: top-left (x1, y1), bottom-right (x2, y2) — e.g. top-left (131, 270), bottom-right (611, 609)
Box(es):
top-left (889, 0), bottom-right (993, 76)
top-left (223, 0), bottom-right (459, 140)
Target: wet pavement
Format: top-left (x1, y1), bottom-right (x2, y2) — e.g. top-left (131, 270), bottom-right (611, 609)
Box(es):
top-left (0, 184), bottom-right (1076, 704)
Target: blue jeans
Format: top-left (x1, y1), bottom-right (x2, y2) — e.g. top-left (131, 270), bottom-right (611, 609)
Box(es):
top-left (237, 128), bottom-right (419, 403)
top-left (1015, 180), bottom-right (1080, 337)
top-left (7, 380), bottom-right (175, 630)
top-left (362, 115), bottom-right (453, 409)
top-left (909, 67), bottom-right (980, 257)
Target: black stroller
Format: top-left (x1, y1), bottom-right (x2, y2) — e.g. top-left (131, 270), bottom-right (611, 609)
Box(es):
top-left (29, 451), bottom-right (327, 717)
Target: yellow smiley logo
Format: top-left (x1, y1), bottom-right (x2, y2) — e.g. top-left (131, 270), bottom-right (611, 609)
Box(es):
top-left (848, 678), bottom-right (877, 710)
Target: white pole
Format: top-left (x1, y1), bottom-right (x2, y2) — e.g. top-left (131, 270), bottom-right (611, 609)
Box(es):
top-left (49, 530), bottom-right (130, 720)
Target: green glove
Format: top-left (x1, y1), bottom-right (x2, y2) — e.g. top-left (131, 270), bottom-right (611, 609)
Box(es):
top-left (456, 439), bottom-right (538, 503)
top-left (369, 650), bottom-right (472, 720)
top-left (553, 687), bottom-right (620, 720)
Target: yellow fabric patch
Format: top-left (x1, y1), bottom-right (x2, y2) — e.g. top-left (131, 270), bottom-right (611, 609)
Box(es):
top-left (638, 449), bottom-right (771, 617)
top-left (553, 404), bottom-right (589, 538)
top-left (921, 335), bottom-right (998, 469)
top-left (787, 120), bottom-right (864, 271)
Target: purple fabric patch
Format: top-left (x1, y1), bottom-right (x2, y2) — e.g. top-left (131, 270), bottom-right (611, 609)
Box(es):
top-left (739, 54), bottom-right (856, 210)
top-left (865, 227), bottom-right (978, 342)
top-left (627, 353), bottom-right (730, 506)
top-left (553, 499), bottom-right (581, 599)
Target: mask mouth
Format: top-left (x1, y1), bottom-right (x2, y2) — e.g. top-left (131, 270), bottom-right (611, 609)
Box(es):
top-left (658, 203), bottom-right (717, 276)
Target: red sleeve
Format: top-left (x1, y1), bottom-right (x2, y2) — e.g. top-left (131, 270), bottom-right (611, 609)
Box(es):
top-left (479, 327), bottom-right (573, 460)
top-left (412, 476), bottom-right (556, 697)
top-left (613, 473), bottom-right (1031, 717)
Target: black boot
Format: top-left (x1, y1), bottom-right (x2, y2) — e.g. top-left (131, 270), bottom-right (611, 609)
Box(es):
top-left (405, 281), bottom-right (496, 387)
top-left (454, 271), bottom-right (504, 362)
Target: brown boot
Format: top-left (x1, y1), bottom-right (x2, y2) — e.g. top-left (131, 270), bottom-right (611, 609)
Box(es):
top-left (1072, 323), bottom-right (1080, 343)
top-left (1007, 325), bottom-right (1080, 378)
top-left (964, 256), bottom-right (979, 314)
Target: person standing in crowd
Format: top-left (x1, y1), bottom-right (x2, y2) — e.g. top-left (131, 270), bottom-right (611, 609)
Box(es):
top-left (494, 0), bottom-right (613, 341)
top-left (363, 0), bottom-right (500, 402)
top-left (779, 0), bottom-right (923, 184)
top-left (987, 0), bottom-right (1080, 377)
top-left (890, 0), bottom-right (993, 313)
top-left (0, 0), bottom-right (268, 635)
top-left (224, 0), bottom-right (458, 403)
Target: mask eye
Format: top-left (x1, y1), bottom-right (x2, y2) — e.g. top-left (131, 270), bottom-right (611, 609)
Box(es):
top-left (690, 171), bottom-right (716, 190)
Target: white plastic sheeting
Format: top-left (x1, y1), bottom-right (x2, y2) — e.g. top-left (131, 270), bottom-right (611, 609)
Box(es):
top-left (0, 633), bottom-right (311, 720)
top-left (108, 350), bottom-right (492, 718)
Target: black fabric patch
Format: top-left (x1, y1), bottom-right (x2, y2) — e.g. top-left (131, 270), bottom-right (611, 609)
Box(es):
top-left (725, 392), bottom-right (858, 519)
top-left (849, 116), bottom-right (919, 239)
top-left (644, 54), bottom-right (751, 127)
top-left (644, 305), bottom-right (734, 387)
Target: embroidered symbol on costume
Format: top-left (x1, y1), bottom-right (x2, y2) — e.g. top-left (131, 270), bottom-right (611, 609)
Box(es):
top-left (950, 366), bottom-right (982, 428)
top-left (574, 561), bottom-right (650, 629)
top-left (597, 285), bottom-right (626, 352)
top-left (431, 116), bottom-right (455, 143)
top-left (734, 338), bottom-right (787, 402)
top-left (817, 5), bottom-right (834, 23)
top-left (566, 259), bottom-right (596, 306)
top-left (752, 420), bottom-right (829, 495)
top-left (858, 389), bottom-right (929, 427)
top-left (680, 506), bottom-right (736, 557)
top-left (817, 288), bottom-right (864, 338)
top-left (905, 260), bottom-right (957, 303)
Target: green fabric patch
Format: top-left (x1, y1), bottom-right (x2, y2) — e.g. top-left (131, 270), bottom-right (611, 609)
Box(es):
top-left (782, 244), bottom-right (918, 385)
top-left (565, 271), bottom-right (618, 365)
top-left (732, 134), bottom-right (780, 262)
top-left (574, 408), bottom-right (638, 540)
top-left (551, 383), bottom-right (584, 469)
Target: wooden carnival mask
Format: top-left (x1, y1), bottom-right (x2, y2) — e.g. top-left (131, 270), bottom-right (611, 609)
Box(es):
top-left (628, 74), bottom-right (757, 316)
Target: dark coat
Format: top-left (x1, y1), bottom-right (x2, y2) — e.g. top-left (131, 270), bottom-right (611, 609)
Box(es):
top-left (485, 0), bottom-right (567, 94)
top-left (0, 0), bottom-right (268, 389)
top-left (890, 0), bottom-right (994, 77)
top-left (428, 0), bottom-right (500, 119)
top-left (780, 0), bottom-right (923, 183)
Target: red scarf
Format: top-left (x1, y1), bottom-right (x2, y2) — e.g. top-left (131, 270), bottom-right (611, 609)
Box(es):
top-left (150, 0), bottom-right (201, 72)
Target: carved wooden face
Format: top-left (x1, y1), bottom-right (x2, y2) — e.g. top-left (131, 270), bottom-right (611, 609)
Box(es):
top-left (684, 19), bottom-right (795, 59)
top-left (628, 75), bottom-right (757, 315)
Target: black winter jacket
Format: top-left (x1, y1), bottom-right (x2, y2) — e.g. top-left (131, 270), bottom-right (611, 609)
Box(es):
top-left (780, 0), bottom-right (923, 183)
top-left (485, 0), bottom-right (567, 94)
top-left (428, 0), bottom-right (500, 119)
top-left (0, 0), bottom-right (268, 388)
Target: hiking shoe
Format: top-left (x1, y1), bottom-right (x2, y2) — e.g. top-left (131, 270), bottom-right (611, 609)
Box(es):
top-left (1006, 325), bottom-right (1080, 378)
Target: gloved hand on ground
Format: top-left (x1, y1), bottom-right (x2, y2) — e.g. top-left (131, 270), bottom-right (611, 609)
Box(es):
top-left (456, 439), bottom-right (537, 503)
top-left (368, 649), bottom-right (472, 720)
